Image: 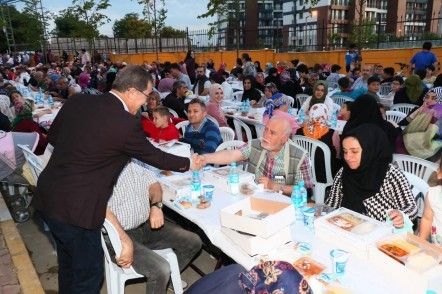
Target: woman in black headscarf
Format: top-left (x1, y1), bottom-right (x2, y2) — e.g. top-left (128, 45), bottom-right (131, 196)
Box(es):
top-left (343, 94), bottom-right (401, 152)
top-left (264, 67), bottom-right (281, 90)
top-left (241, 75), bottom-right (262, 103)
top-left (326, 124), bottom-right (417, 228)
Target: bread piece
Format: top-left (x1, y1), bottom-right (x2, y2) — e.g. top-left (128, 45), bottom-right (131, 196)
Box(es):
top-left (160, 170), bottom-right (173, 176)
top-left (179, 201), bottom-right (192, 209)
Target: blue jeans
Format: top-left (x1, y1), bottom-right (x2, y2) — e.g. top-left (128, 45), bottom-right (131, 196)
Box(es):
top-left (126, 219), bottom-right (202, 293)
top-left (43, 215), bottom-right (103, 294)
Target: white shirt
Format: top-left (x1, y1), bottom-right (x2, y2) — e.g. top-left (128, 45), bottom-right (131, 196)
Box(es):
top-left (109, 91), bottom-right (129, 112)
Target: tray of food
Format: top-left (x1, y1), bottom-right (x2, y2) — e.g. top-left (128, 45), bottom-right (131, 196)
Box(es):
top-left (293, 257), bottom-right (326, 277)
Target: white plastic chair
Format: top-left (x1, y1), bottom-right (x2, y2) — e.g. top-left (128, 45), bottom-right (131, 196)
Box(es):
top-left (232, 91), bottom-right (243, 102)
top-left (232, 117), bottom-right (253, 142)
top-left (392, 154), bottom-right (438, 183)
top-left (291, 136), bottom-right (334, 204)
top-left (333, 103), bottom-right (341, 113)
top-left (391, 103), bottom-right (417, 115)
top-left (101, 219), bottom-right (183, 294)
top-left (332, 95), bottom-right (353, 106)
top-left (219, 127), bottom-right (235, 142)
top-left (17, 144), bottom-right (43, 185)
top-left (385, 110), bottom-right (407, 124)
top-left (286, 96), bottom-right (295, 107)
top-left (296, 94), bottom-right (310, 108)
top-left (403, 171), bottom-right (429, 219)
top-left (167, 108), bottom-right (179, 118)
top-left (215, 140), bottom-right (245, 152)
top-left (253, 123), bottom-right (266, 139)
top-left (206, 115), bottom-right (219, 127)
top-left (175, 120), bottom-right (189, 137)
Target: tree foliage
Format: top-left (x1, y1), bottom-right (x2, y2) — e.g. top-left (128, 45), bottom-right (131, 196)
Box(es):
top-left (160, 26), bottom-right (186, 38)
top-left (52, 11), bottom-right (99, 39)
top-left (57, 0), bottom-right (111, 39)
top-left (113, 13), bottom-right (152, 38)
top-left (0, 4), bottom-right (46, 51)
top-left (348, 19), bottom-right (380, 48)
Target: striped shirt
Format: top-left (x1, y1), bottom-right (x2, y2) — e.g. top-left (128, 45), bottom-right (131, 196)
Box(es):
top-left (107, 159), bottom-right (157, 230)
top-left (182, 117), bottom-right (222, 155)
top-left (239, 141), bottom-right (313, 188)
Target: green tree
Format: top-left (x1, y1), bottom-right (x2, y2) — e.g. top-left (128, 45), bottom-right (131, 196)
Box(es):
top-left (60, 0), bottom-right (111, 39)
top-left (160, 26), bottom-right (186, 38)
top-left (348, 19), bottom-right (379, 49)
top-left (0, 4), bottom-right (45, 51)
top-left (113, 13), bottom-right (152, 38)
top-left (52, 11), bottom-right (99, 38)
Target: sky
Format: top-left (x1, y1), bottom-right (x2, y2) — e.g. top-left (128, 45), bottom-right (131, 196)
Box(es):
top-left (15, 0), bottom-right (215, 36)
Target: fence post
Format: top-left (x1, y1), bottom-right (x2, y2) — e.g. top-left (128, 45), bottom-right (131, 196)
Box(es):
top-left (376, 14), bottom-right (381, 49)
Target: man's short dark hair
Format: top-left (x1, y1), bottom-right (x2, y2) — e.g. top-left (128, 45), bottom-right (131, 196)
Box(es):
top-left (296, 64), bottom-right (308, 74)
top-left (392, 76), bottom-right (404, 85)
top-left (367, 76), bottom-right (381, 85)
top-left (209, 72), bottom-right (225, 84)
top-left (383, 67), bottom-right (395, 77)
top-left (338, 77), bottom-right (350, 89)
top-left (331, 64), bottom-right (341, 73)
top-left (170, 63), bottom-right (181, 71)
top-left (415, 68), bottom-right (427, 80)
top-left (162, 68), bottom-right (170, 74)
top-left (423, 41), bottom-right (432, 51)
top-left (427, 65), bottom-right (435, 71)
top-left (112, 64), bottom-right (153, 92)
top-left (349, 43), bottom-right (356, 49)
top-left (241, 53), bottom-right (250, 61)
top-left (172, 80), bottom-right (186, 94)
top-left (188, 98), bottom-right (206, 111)
top-left (291, 59), bottom-right (300, 67)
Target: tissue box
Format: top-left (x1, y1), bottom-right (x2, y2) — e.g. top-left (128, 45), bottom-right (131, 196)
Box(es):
top-left (314, 207), bottom-right (393, 259)
top-left (205, 166), bottom-right (255, 193)
top-left (221, 226), bottom-right (291, 256)
top-left (220, 197), bottom-right (294, 238)
top-left (158, 173), bottom-right (192, 200)
top-left (368, 232), bottom-right (442, 294)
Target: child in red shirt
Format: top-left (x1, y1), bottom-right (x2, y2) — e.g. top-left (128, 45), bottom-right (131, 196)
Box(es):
top-left (151, 106), bottom-right (180, 143)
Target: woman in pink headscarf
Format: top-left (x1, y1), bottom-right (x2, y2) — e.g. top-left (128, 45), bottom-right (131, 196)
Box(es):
top-left (206, 83), bottom-right (228, 127)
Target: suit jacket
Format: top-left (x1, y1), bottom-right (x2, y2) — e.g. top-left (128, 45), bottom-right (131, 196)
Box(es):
top-left (33, 92), bottom-right (190, 229)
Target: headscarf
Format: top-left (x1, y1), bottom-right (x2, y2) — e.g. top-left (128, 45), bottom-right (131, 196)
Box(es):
top-left (303, 103), bottom-right (330, 140)
top-left (11, 98), bottom-right (33, 128)
top-left (405, 74), bottom-right (423, 103)
top-left (433, 86), bottom-right (442, 104)
top-left (242, 76), bottom-right (262, 103)
top-left (309, 80), bottom-right (328, 110)
top-left (239, 260), bottom-right (311, 294)
top-left (264, 93), bottom-right (288, 118)
top-left (264, 82), bottom-right (279, 96)
top-left (209, 83), bottom-right (224, 105)
top-left (0, 95), bottom-right (14, 122)
top-left (341, 123), bottom-right (393, 214)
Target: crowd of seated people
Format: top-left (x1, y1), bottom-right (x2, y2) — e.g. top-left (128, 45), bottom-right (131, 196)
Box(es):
top-left (1, 47), bottom-right (441, 294)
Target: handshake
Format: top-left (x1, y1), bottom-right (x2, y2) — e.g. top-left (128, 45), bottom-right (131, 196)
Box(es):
top-left (190, 153), bottom-right (207, 171)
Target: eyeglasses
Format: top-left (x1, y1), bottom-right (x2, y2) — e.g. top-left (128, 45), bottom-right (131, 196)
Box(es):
top-left (135, 89), bottom-right (150, 100)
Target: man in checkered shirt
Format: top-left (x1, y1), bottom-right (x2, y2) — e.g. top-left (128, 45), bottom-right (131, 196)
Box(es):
top-left (106, 159), bottom-right (202, 293)
top-left (201, 116), bottom-right (312, 196)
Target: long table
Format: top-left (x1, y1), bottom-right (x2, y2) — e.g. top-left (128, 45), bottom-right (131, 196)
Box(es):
top-left (161, 172), bottom-right (442, 293)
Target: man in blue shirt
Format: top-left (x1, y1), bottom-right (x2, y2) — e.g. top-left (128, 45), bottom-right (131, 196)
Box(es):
top-left (410, 42), bottom-right (438, 74)
top-left (181, 98), bottom-right (222, 154)
top-left (345, 43), bottom-right (361, 73)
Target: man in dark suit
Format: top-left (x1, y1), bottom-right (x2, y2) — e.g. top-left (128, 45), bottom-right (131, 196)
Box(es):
top-left (33, 64), bottom-right (201, 294)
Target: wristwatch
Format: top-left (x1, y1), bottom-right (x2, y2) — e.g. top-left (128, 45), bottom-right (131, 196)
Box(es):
top-left (150, 202), bottom-right (163, 209)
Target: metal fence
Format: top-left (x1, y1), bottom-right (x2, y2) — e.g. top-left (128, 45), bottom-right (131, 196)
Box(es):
top-left (45, 16), bottom-right (442, 55)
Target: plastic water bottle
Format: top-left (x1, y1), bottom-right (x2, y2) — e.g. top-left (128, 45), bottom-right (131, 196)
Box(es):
top-left (191, 170), bottom-right (201, 205)
top-left (245, 99), bottom-right (250, 112)
top-left (288, 107), bottom-right (293, 116)
top-left (298, 109), bottom-right (305, 124)
top-left (330, 110), bottom-right (338, 128)
top-left (299, 181), bottom-right (308, 207)
top-left (229, 162), bottom-right (240, 195)
top-left (291, 185), bottom-right (304, 222)
top-left (48, 95), bottom-right (54, 106)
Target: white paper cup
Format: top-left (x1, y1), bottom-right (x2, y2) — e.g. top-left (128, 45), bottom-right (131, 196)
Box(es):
top-left (330, 249), bottom-right (349, 276)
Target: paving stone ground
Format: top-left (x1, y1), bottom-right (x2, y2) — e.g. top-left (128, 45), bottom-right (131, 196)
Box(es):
top-left (0, 229), bottom-right (21, 294)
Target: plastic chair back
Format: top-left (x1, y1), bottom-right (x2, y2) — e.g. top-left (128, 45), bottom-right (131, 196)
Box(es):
top-left (233, 91), bottom-right (243, 102)
top-left (326, 81), bottom-right (339, 91)
top-left (232, 117), bottom-right (253, 142)
top-left (215, 140), bottom-right (245, 152)
top-left (385, 110), bottom-right (407, 124)
top-left (379, 84), bottom-right (391, 96)
top-left (392, 154), bottom-right (438, 182)
top-left (219, 127), bottom-right (235, 142)
top-left (403, 171), bottom-right (429, 219)
top-left (167, 108), bottom-right (179, 118)
top-left (206, 115), bottom-right (219, 127)
top-left (17, 144), bottom-right (43, 185)
top-left (291, 135), bottom-right (334, 204)
top-left (391, 103), bottom-right (417, 115)
top-left (175, 120), bottom-right (189, 137)
top-left (286, 96), bottom-right (295, 107)
top-left (332, 95), bottom-right (353, 106)
top-left (296, 94), bottom-right (310, 108)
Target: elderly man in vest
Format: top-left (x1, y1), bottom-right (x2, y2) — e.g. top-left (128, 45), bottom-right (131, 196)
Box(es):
top-left (201, 116), bottom-right (312, 196)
